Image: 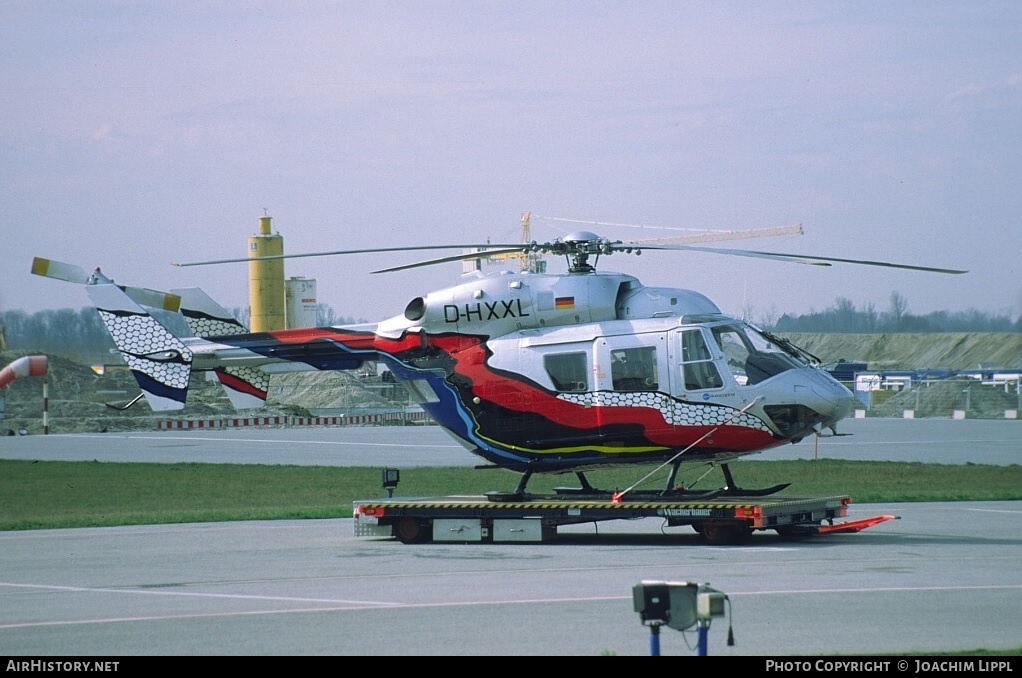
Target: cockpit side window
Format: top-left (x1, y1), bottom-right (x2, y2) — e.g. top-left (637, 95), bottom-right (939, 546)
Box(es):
top-left (710, 324), bottom-right (800, 385)
top-left (544, 352), bottom-right (589, 392)
top-left (610, 346), bottom-right (659, 392)
top-left (712, 327), bottom-right (752, 386)
top-left (679, 329), bottom-right (723, 390)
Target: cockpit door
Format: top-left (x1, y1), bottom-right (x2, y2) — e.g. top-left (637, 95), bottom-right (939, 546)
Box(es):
top-left (671, 327), bottom-right (725, 396)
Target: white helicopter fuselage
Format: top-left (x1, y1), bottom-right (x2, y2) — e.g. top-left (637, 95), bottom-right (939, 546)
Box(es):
top-left (268, 268), bottom-right (857, 472)
top-left (175, 268), bottom-right (860, 473)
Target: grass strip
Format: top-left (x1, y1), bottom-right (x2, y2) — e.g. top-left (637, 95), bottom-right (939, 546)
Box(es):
top-left (1, 458), bottom-right (1020, 531)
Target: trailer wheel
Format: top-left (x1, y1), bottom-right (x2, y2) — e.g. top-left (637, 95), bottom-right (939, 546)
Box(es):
top-left (394, 517), bottom-right (431, 544)
top-left (697, 521), bottom-right (751, 545)
top-left (775, 525), bottom-right (811, 541)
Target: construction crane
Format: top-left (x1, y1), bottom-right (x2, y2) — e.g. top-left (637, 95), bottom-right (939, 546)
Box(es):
top-left (626, 222), bottom-right (804, 245)
top-left (486, 212), bottom-right (546, 273)
top-left (482, 215), bottom-right (804, 273)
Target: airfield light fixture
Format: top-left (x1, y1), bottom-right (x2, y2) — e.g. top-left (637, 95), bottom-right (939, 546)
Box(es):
top-left (381, 468), bottom-right (400, 498)
top-left (633, 580), bottom-right (698, 630)
top-left (633, 581), bottom-right (731, 656)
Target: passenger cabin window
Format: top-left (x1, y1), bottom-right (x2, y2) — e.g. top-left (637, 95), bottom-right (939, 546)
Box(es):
top-left (544, 352), bottom-right (589, 392)
top-left (679, 329), bottom-right (723, 390)
top-left (610, 347), bottom-right (659, 392)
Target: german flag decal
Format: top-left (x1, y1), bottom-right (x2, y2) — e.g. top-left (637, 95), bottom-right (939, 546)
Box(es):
top-left (554, 296), bottom-right (575, 309)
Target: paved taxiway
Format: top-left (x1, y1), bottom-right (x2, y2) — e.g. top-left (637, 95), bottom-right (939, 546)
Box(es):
top-left (1, 419), bottom-right (1020, 656)
top-left (1, 417), bottom-right (1021, 466)
top-left (1, 502), bottom-right (1020, 656)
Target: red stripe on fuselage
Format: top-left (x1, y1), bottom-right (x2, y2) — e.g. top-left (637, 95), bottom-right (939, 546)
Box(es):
top-left (434, 336), bottom-right (775, 451)
top-left (260, 328), bottom-right (776, 451)
top-left (269, 327), bottom-right (431, 357)
top-left (268, 327), bottom-right (379, 351)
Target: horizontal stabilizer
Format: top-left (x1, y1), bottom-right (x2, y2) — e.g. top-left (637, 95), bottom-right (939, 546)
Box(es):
top-left (85, 283), bottom-right (193, 411)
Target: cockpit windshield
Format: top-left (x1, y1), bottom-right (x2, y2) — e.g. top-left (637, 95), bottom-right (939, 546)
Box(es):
top-left (710, 323), bottom-right (803, 385)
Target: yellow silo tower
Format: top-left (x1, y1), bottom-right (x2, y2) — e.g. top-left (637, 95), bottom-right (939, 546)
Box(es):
top-left (248, 214), bottom-right (286, 332)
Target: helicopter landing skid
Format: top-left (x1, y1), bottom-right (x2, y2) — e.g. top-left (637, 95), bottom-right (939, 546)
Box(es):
top-left (485, 486), bottom-right (726, 502)
top-left (718, 463), bottom-right (790, 497)
top-left (716, 482), bottom-right (791, 497)
top-left (484, 463), bottom-right (790, 502)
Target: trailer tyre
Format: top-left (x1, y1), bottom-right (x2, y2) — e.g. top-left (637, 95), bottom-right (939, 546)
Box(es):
top-left (697, 521), bottom-right (751, 545)
top-left (775, 525), bottom-right (812, 541)
top-left (394, 517), bottom-right (431, 544)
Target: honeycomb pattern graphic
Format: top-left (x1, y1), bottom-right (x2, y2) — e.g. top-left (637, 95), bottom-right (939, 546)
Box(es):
top-left (179, 312), bottom-right (267, 400)
top-left (181, 312), bottom-right (246, 337)
top-left (556, 391), bottom-right (770, 431)
top-left (220, 366), bottom-right (270, 394)
top-left (98, 309), bottom-right (193, 390)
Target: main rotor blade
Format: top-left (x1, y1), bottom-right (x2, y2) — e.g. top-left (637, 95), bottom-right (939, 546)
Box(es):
top-left (171, 243), bottom-right (526, 267)
top-left (638, 244), bottom-right (968, 274)
top-left (372, 248), bottom-right (527, 274)
top-left (625, 222), bottom-right (805, 246)
top-left (170, 236), bottom-right (966, 275)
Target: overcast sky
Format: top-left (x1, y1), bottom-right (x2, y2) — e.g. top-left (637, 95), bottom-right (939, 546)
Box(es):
top-left (2, 1), bottom-right (1020, 326)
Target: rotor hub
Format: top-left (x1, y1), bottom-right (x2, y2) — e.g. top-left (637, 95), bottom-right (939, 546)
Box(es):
top-left (546, 232), bottom-right (622, 272)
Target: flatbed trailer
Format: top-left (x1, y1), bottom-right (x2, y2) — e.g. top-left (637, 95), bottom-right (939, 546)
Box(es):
top-left (353, 492), bottom-right (895, 545)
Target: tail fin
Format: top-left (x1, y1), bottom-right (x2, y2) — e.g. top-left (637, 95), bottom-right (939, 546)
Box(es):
top-left (172, 287), bottom-right (247, 336)
top-left (172, 287), bottom-right (269, 410)
top-left (85, 283), bottom-right (192, 411)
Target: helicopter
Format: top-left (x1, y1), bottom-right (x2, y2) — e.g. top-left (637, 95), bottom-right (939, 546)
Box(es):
top-left (31, 227), bottom-right (966, 499)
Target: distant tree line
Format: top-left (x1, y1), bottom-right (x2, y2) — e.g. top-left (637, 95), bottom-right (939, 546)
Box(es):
top-left (1, 308), bottom-right (116, 363)
top-left (770, 293), bottom-right (1021, 333)
top-left (0, 302), bottom-right (357, 362)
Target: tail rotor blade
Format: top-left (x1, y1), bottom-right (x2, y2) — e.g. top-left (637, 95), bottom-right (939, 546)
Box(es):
top-left (31, 257), bottom-right (89, 284)
top-left (32, 256), bottom-right (181, 311)
top-left (124, 287), bottom-right (182, 313)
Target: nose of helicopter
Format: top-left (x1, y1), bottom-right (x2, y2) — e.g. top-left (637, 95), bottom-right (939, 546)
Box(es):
top-left (808, 368), bottom-right (861, 426)
top-left (757, 366), bottom-right (862, 441)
